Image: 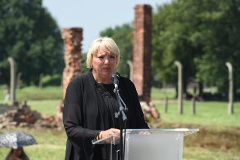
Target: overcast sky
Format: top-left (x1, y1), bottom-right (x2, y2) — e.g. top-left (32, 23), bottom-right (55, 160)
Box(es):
top-left (42, 0), bottom-right (172, 52)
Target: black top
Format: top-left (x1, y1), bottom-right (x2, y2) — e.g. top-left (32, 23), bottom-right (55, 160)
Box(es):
top-left (95, 83), bottom-right (120, 129)
top-left (63, 70), bottom-right (149, 160)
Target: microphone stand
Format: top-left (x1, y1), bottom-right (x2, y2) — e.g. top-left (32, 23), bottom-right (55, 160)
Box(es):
top-left (114, 87), bottom-right (127, 160)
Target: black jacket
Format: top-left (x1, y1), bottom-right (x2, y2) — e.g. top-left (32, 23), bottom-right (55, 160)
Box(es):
top-left (63, 71), bottom-right (149, 160)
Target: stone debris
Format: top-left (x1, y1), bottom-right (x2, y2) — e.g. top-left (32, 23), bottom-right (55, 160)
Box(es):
top-left (0, 101), bottom-right (62, 129)
top-left (140, 101), bottom-right (160, 120)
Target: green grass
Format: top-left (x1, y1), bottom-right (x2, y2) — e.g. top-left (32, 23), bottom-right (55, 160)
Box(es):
top-left (151, 87), bottom-right (176, 100)
top-left (0, 128), bottom-right (66, 160)
top-left (0, 86), bottom-right (240, 159)
top-left (155, 100), bottom-right (240, 127)
top-left (28, 100), bottom-right (62, 117)
top-left (16, 86), bottom-right (63, 100)
top-left (183, 147), bottom-right (239, 160)
top-left (0, 85), bottom-right (63, 101)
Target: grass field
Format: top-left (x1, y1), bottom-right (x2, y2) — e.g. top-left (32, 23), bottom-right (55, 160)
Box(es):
top-left (0, 86), bottom-right (240, 159)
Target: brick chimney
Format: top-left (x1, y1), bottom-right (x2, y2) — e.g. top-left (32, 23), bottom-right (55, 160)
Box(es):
top-left (133, 5), bottom-right (152, 104)
top-left (61, 28), bottom-right (83, 98)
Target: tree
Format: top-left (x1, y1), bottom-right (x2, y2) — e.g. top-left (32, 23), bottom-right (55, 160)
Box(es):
top-left (152, 2), bottom-right (198, 93)
top-left (192, 0), bottom-right (240, 94)
top-left (152, 0), bottom-right (240, 95)
top-left (0, 0), bottom-right (64, 86)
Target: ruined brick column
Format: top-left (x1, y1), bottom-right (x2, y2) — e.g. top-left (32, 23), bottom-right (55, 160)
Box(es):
top-left (61, 28), bottom-right (83, 98)
top-left (56, 28), bottom-right (83, 122)
top-left (133, 5), bottom-right (159, 119)
top-left (133, 5), bottom-right (152, 103)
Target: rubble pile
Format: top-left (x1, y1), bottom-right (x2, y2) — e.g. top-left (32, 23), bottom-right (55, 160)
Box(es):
top-left (140, 101), bottom-right (160, 120)
top-left (0, 101), bottom-right (62, 129)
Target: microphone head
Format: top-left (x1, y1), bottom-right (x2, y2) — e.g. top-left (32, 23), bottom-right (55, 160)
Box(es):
top-left (111, 72), bottom-right (120, 79)
top-left (111, 72), bottom-right (120, 88)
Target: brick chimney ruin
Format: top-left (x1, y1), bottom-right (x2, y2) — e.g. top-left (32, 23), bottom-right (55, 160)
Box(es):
top-left (133, 5), bottom-right (159, 119)
top-left (133, 5), bottom-right (152, 104)
top-left (56, 28), bottom-right (83, 121)
top-left (61, 28), bottom-right (83, 98)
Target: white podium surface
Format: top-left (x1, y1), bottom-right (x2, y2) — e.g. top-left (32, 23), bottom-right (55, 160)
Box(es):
top-left (92, 128), bottom-right (199, 160)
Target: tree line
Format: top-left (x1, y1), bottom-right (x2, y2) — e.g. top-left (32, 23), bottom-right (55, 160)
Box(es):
top-left (1, 0), bottom-right (240, 98)
top-left (0, 0), bottom-right (64, 86)
top-left (101, 0), bottom-right (240, 98)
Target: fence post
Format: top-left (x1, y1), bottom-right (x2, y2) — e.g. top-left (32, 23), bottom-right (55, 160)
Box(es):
top-left (164, 97), bottom-right (168, 113)
top-left (17, 72), bottom-right (22, 89)
top-left (127, 60), bottom-right (133, 81)
top-left (191, 97), bottom-right (196, 114)
top-left (225, 62), bottom-right (234, 114)
top-left (174, 61), bottom-right (183, 114)
top-left (8, 57), bottom-right (16, 104)
top-left (39, 73), bottom-right (44, 89)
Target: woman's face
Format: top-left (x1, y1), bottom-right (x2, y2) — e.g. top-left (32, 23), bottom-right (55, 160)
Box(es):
top-left (91, 45), bottom-right (118, 83)
top-left (13, 148), bottom-right (23, 156)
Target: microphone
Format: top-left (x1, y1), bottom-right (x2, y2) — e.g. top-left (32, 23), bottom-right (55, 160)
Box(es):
top-left (111, 72), bottom-right (120, 89)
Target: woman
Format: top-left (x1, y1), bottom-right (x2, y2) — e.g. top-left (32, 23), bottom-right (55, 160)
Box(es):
top-left (5, 147), bottom-right (29, 160)
top-left (63, 37), bottom-right (149, 160)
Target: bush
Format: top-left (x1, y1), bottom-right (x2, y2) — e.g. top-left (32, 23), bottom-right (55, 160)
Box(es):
top-left (42, 75), bottom-right (62, 87)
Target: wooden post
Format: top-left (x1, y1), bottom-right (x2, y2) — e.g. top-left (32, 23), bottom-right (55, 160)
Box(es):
top-left (17, 72), bottom-right (22, 89)
top-left (164, 97), bottom-right (168, 113)
top-left (39, 73), bottom-right (44, 89)
top-left (191, 97), bottom-right (196, 114)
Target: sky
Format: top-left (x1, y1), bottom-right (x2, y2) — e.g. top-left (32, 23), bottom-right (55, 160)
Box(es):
top-left (42, 0), bottom-right (172, 53)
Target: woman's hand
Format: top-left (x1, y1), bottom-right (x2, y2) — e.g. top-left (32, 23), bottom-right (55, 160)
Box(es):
top-left (100, 128), bottom-right (120, 139)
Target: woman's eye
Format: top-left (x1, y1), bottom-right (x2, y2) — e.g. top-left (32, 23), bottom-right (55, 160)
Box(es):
top-left (96, 55), bottom-right (116, 60)
top-left (98, 56), bottom-right (104, 59)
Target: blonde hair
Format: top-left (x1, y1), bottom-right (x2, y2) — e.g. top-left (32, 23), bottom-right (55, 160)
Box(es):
top-left (86, 37), bottom-right (120, 68)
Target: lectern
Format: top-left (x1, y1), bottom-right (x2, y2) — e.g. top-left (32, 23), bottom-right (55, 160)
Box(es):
top-left (92, 128), bottom-right (199, 160)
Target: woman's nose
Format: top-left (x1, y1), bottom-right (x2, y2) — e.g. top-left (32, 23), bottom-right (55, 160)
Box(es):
top-left (104, 57), bottom-right (110, 63)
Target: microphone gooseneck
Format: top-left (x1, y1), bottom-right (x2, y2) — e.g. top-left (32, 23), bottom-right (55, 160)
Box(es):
top-left (111, 72), bottom-right (127, 160)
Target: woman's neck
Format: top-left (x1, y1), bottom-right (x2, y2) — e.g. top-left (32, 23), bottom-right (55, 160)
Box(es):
top-left (92, 72), bottom-right (112, 84)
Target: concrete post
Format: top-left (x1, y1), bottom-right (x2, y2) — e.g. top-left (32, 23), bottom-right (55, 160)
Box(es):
top-left (8, 57), bottom-right (16, 104)
top-left (225, 62), bottom-right (234, 114)
top-left (174, 61), bottom-right (183, 114)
